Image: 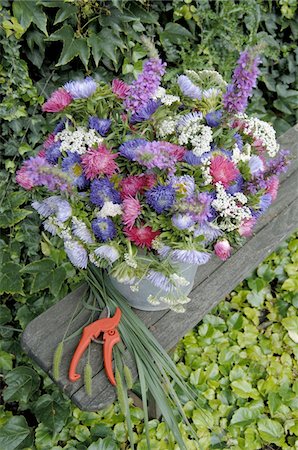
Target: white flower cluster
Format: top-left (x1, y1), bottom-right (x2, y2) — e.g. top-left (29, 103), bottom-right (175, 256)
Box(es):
top-left (169, 273), bottom-right (190, 287)
top-left (242, 117), bottom-right (280, 157)
top-left (153, 87), bottom-right (180, 105)
top-left (157, 117), bottom-right (177, 138)
top-left (212, 183), bottom-right (252, 231)
top-left (97, 202), bottom-right (122, 218)
top-left (178, 119), bottom-right (213, 156)
top-left (232, 143), bottom-right (252, 163)
top-left (72, 217), bottom-right (94, 244)
top-left (147, 293), bottom-right (191, 312)
top-left (56, 127), bottom-right (103, 155)
top-left (201, 157), bottom-right (212, 185)
top-left (124, 252), bottom-right (137, 268)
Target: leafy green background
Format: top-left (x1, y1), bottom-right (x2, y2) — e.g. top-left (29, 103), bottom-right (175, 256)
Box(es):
top-left (0, 0), bottom-right (297, 448)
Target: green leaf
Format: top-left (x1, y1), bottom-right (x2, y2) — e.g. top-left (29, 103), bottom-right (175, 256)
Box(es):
top-left (89, 29), bottom-right (126, 65)
top-left (49, 267), bottom-right (67, 296)
top-left (21, 258), bottom-right (55, 274)
top-left (282, 277), bottom-right (298, 292)
top-left (0, 351), bottom-right (13, 372)
top-left (12, 0), bottom-right (48, 35)
top-left (3, 366), bottom-right (40, 403)
top-left (282, 316), bottom-right (298, 342)
top-left (0, 416), bottom-right (32, 450)
top-left (33, 394), bottom-right (71, 434)
top-left (30, 271), bottom-right (53, 294)
top-left (0, 305), bottom-right (12, 325)
top-left (0, 209), bottom-right (32, 228)
top-left (231, 380), bottom-right (259, 399)
top-left (257, 418), bottom-right (284, 444)
top-left (160, 23), bottom-right (193, 45)
top-left (88, 34), bottom-right (103, 67)
top-left (0, 263), bottom-right (24, 295)
top-left (54, 3), bottom-right (78, 25)
top-left (48, 25), bottom-right (90, 69)
top-left (230, 407), bottom-right (258, 426)
top-left (87, 436), bottom-right (118, 450)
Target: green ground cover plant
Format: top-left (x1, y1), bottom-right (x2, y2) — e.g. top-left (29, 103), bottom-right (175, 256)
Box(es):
top-left (0, 0), bottom-right (297, 448)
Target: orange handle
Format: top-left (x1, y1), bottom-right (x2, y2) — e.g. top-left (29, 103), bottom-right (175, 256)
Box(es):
top-left (69, 328), bottom-right (92, 382)
top-left (103, 329), bottom-right (121, 386)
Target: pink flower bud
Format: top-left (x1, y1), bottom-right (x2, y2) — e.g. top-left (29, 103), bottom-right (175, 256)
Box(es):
top-left (214, 239), bottom-right (231, 261)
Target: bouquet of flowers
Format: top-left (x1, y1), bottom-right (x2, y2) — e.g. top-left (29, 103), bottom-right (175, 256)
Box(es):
top-left (16, 44), bottom-right (289, 312)
top-left (16, 43), bottom-right (290, 448)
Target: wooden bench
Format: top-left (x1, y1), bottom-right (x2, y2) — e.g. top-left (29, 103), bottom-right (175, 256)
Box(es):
top-left (21, 124), bottom-right (298, 412)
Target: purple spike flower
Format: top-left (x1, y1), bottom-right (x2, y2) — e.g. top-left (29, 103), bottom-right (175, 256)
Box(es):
top-left (223, 49), bottom-right (261, 113)
top-left (64, 77), bottom-right (97, 99)
top-left (90, 178), bottom-right (121, 207)
top-left (146, 185), bottom-right (176, 214)
top-left (265, 149), bottom-right (290, 176)
top-left (89, 116), bottom-right (111, 136)
top-left (91, 218), bottom-right (116, 242)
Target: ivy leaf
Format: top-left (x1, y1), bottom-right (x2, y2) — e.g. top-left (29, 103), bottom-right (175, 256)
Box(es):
top-left (282, 317), bottom-right (298, 343)
top-left (49, 266), bottom-right (67, 297)
top-left (0, 416), bottom-right (32, 450)
top-left (3, 366), bottom-right (40, 403)
top-left (21, 258), bottom-right (55, 274)
top-left (89, 29), bottom-right (126, 65)
top-left (33, 394), bottom-right (71, 434)
top-left (257, 418), bottom-right (284, 444)
top-left (88, 436), bottom-right (118, 450)
top-left (0, 305), bottom-right (12, 325)
top-left (0, 263), bottom-right (24, 295)
top-left (0, 209), bottom-right (32, 228)
top-left (230, 407), bottom-right (258, 426)
top-left (160, 23), bottom-right (193, 45)
top-left (54, 3), bottom-right (78, 25)
top-left (48, 25), bottom-right (90, 69)
top-left (12, 0), bottom-right (48, 35)
top-left (0, 351), bottom-right (13, 372)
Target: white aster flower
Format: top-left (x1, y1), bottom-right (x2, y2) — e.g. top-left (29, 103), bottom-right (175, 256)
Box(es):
top-left (72, 217), bottom-right (94, 244)
top-left (94, 245), bottom-right (120, 264)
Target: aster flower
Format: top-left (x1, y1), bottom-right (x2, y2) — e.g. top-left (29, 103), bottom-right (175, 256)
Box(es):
top-left (61, 152), bottom-right (88, 189)
top-left (135, 141), bottom-right (185, 170)
top-left (172, 214), bottom-right (195, 230)
top-left (177, 75), bottom-right (202, 99)
top-left (42, 88), bottom-right (72, 113)
top-left (124, 58), bottom-right (166, 114)
top-left (89, 117), bottom-right (111, 136)
top-left (214, 239), bottom-right (231, 261)
top-left (194, 222), bottom-right (222, 242)
top-left (266, 176), bottom-right (279, 201)
top-left (72, 217), bottom-right (94, 244)
top-left (32, 196), bottom-right (72, 222)
top-left (81, 145), bottom-right (118, 180)
top-left (226, 175), bottom-right (244, 195)
top-left (130, 99), bottom-right (160, 124)
top-left (171, 249), bottom-right (211, 265)
top-left (64, 77), bottom-right (97, 99)
top-left (124, 225), bottom-right (160, 249)
top-left (16, 156), bottom-right (69, 191)
top-left (94, 245), bottom-right (120, 264)
top-left (146, 270), bottom-right (173, 292)
top-left (45, 142), bottom-right (61, 165)
top-left (177, 112), bottom-right (203, 129)
top-left (189, 192), bottom-right (213, 223)
top-left (205, 110), bottom-right (222, 127)
top-left (122, 196), bottom-right (141, 229)
top-left (183, 151), bottom-right (202, 166)
top-left (97, 202), bottom-right (123, 218)
top-left (120, 174), bottom-right (156, 199)
top-left (249, 155), bottom-right (264, 176)
top-left (64, 240), bottom-right (88, 269)
top-left (119, 139), bottom-right (147, 160)
top-left (170, 175), bottom-right (195, 197)
top-left (146, 185), bottom-right (176, 214)
top-left (223, 49), bottom-right (261, 113)
top-left (112, 79), bottom-right (130, 99)
top-left (210, 155), bottom-right (240, 188)
top-left (54, 119), bottom-right (67, 134)
top-left (90, 178), bottom-right (121, 207)
top-left (43, 217), bottom-right (60, 236)
top-left (239, 218), bottom-right (256, 237)
top-left (92, 217), bottom-right (116, 242)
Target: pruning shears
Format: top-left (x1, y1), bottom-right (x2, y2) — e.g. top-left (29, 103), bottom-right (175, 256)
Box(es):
top-left (69, 307), bottom-right (122, 386)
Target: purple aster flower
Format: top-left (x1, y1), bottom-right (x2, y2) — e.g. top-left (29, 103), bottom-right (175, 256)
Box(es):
top-left (124, 58), bottom-right (166, 114)
top-left (194, 223), bottom-right (222, 242)
top-left (171, 249), bottom-right (211, 265)
top-left (90, 178), bottom-right (121, 207)
top-left (62, 152), bottom-right (88, 190)
top-left (64, 77), bottom-right (97, 99)
top-left (170, 175), bottom-right (195, 197)
top-left (172, 214), bottom-right (195, 230)
top-left (205, 110), bottom-right (222, 127)
top-left (89, 116), bottom-right (111, 136)
top-left (94, 245), bottom-right (120, 264)
top-left (64, 240), bottom-right (88, 269)
top-left (43, 219), bottom-right (59, 236)
top-left (234, 133), bottom-right (243, 150)
top-left (32, 196), bottom-right (72, 222)
top-left (146, 270), bottom-right (173, 292)
top-left (251, 193), bottom-right (272, 218)
top-left (177, 75), bottom-right (202, 99)
top-left (183, 150), bottom-right (202, 165)
top-left (130, 99), bottom-right (160, 124)
top-left (249, 156), bottom-right (264, 176)
top-left (223, 49), bottom-right (261, 113)
top-left (119, 139), bottom-right (147, 160)
top-left (91, 217), bottom-right (116, 242)
top-left (157, 245), bottom-right (171, 258)
top-left (146, 185), bottom-right (176, 213)
top-left (186, 192), bottom-right (213, 223)
top-left (54, 119), bottom-right (67, 134)
top-left (226, 175), bottom-right (244, 195)
top-left (45, 142), bottom-right (61, 164)
top-left (134, 141), bottom-right (185, 170)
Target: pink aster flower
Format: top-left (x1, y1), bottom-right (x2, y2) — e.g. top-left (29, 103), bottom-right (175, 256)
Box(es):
top-left (16, 166), bottom-right (35, 190)
top-left (266, 176), bottom-right (279, 201)
top-left (81, 145), bottom-right (118, 180)
top-left (112, 79), bottom-right (130, 99)
top-left (210, 155), bottom-right (240, 188)
top-left (124, 225), bottom-right (160, 249)
top-left (239, 218), bottom-right (256, 237)
top-left (42, 88), bottom-right (73, 113)
top-left (43, 133), bottom-right (55, 150)
top-left (119, 174), bottom-right (156, 199)
top-left (122, 196), bottom-right (141, 229)
top-left (214, 239), bottom-right (231, 261)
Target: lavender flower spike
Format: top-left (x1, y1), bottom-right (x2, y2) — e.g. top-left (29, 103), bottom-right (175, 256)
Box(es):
top-left (223, 49), bottom-right (261, 113)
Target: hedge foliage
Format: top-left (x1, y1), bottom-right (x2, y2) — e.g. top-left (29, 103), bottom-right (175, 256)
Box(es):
top-left (0, 0), bottom-right (297, 449)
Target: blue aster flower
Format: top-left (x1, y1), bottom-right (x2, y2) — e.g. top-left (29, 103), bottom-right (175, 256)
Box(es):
top-left (32, 196), bottom-right (72, 222)
top-left (45, 142), bottom-right (61, 164)
top-left (64, 240), bottom-right (88, 269)
top-left (89, 116), bottom-right (111, 136)
top-left (177, 75), bottom-right (202, 99)
top-left (172, 214), bottom-right (195, 230)
top-left (205, 110), bottom-right (222, 127)
top-left (91, 218), bottom-right (116, 242)
top-left (61, 152), bottom-right (88, 190)
top-left (183, 150), bottom-right (207, 165)
top-left (90, 178), bottom-right (121, 207)
top-left (146, 185), bottom-right (176, 214)
top-left (119, 139), bottom-right (147, 160)
top-left (171, 249), bottom-right (211, 265)
top-left (64, 77), bottom-right (97, 99)
top-left (226, 175), bottom-right (244, 195)
top-left (130, 99), bottom-right (161, 124)
top-left (54, 119), bottom-right (66, 134)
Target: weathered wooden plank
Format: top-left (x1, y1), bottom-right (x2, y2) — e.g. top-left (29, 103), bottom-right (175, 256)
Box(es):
top-left (21, 126), bottom-right (298, 410)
